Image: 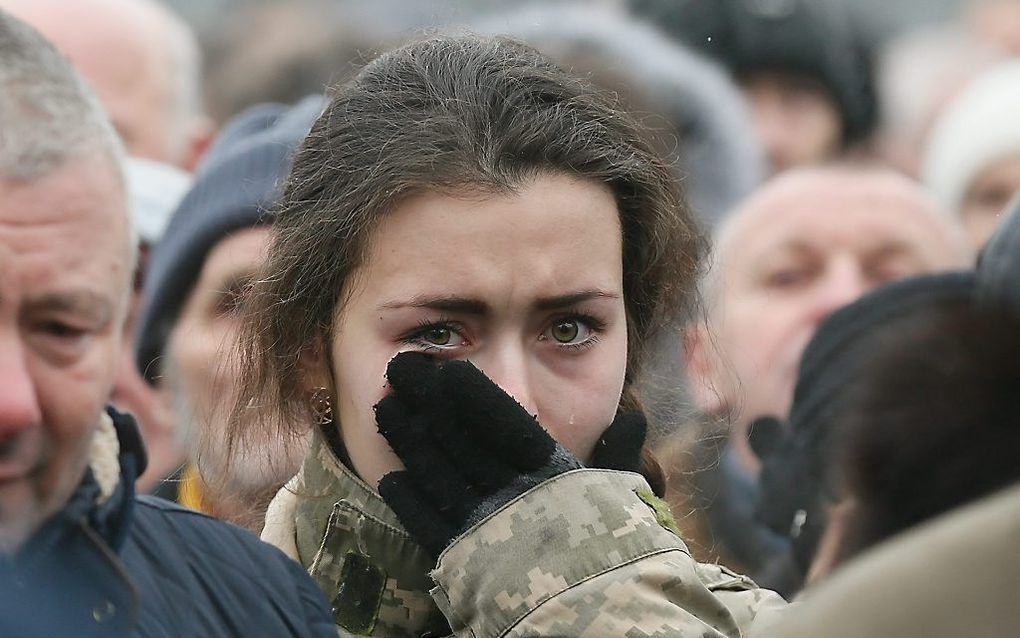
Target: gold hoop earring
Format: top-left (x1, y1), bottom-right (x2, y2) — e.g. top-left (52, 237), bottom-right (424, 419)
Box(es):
top-left (310, 387), bottom-right (334, 425)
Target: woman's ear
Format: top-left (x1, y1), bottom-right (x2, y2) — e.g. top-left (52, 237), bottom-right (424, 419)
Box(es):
top-left (683, 323), bottom-right (725, 415)
top-left (296, 335), bottom-right (334, 396)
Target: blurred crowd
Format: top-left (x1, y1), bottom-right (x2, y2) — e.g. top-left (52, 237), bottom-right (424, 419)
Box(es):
top-left (1, 0), bottom-right (1019, 636)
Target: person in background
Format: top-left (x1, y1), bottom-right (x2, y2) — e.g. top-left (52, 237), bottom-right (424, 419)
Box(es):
top-left (1, 0), bottom-right (214, 170)
top-left (1, 0), bottom-right (218, 490)
top-left (667, 164), bottom-right (972, 580)
top-left (966, 0), bottom-right (1020, 55)
top-left (768, 481), bottom-right (1020, 637)
top-left (135, 97), bottom-right (321, 531)
top-left (0, 11), bottom-right (333, 636)
top-left (874, 25), bottom-right (1000, 178)
top-left (757, 197), bottom-right (1020, 596)
top-left (118, 157), bottom-right (192, 491)
top-left (763, 196), bottom-right (1020, 638)
top-left (753, 271), bottom-right (977, 595)
top-left (202, 0), bottom-right (378, 123)
top-left (922, 61), bottom-right (1020, 251)
top-left (627, 0), bottom-right (877, 175)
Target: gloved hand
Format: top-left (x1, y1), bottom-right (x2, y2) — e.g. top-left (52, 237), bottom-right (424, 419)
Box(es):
top-left (375, 351), bottom-right (646, 558)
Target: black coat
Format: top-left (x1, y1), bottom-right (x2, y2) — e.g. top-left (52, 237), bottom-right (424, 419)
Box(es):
top-left (0, 408), bottom-right (335, 637)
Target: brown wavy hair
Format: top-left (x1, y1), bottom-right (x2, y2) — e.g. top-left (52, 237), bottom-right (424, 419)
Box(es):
top-left (230, 35), bottom-right (705, 495)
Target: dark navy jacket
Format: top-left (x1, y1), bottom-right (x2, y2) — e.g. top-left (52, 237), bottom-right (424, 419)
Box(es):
top-left (0, 408), bottom-right (335, 637)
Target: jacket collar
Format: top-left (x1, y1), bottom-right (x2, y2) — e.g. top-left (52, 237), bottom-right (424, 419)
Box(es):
top-left (266, 428), bottom-right (446, 635)
top-left (13, 406), bottom-right (143, 567)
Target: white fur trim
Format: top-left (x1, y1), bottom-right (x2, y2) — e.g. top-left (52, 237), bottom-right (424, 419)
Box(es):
top-left (88, 412), bottom-right (121, 505)
top-left (260, 474), bottom-right (302, 561)
top-left (922, 61), bottom-right (1020, 215)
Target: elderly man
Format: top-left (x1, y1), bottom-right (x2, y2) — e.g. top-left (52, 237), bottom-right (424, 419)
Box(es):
top-left (666, 164), bottom-right (973, 584)
top-left (0, 12), bottom-right (332, 636)
top-left (0, 0), bottom-right (217, 491)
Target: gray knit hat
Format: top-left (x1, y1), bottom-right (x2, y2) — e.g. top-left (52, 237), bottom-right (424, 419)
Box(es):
top-left (135, 95), bottom-right (323, 383)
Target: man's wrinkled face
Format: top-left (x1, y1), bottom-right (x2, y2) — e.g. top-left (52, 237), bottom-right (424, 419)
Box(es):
top-left (316, 174), bottom-right (629, 489)
top-left (0, 158), bottom-right (131, 553)
top-left (688, 169), bottom-right (971, 430)
top-left (165, 227), bottom-right (305, 498)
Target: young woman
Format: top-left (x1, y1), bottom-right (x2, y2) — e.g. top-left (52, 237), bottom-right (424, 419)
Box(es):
top-left (234, 35), bottom-right (785, 636)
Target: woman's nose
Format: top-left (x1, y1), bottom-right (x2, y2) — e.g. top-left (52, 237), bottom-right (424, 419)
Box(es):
top-left (471, 345), bottom-right (538, 417)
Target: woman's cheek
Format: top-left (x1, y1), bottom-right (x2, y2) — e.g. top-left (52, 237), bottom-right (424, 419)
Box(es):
top-left (540, 363), bottom-right (626, 461)
top-left (332, 340), bottom-right (407, 487)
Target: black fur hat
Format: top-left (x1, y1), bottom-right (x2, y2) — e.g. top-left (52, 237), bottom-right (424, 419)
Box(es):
top-left (628, 0), bottom-right (877, 144)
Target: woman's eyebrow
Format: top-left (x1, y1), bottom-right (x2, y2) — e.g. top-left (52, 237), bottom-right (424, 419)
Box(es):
top-left (377, 290), bottom-right (619, 313)
top-left (534, 290), bottom-right (620, 310)
top-left (377, 295), bottom-right (489, 314)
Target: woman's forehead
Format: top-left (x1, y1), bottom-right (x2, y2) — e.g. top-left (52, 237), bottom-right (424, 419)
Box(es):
top-left (346, 175), bottom-right (624, 307)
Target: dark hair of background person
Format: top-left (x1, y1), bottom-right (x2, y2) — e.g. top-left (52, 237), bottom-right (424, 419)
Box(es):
top-left (832, 299), bottom-right (1020, 563)
top-left (751, 271), bottom-right (976, 595)
top-left (229, 35), bottom-right (707, 495)
top-left (626, 0), bottom-right (877, 146)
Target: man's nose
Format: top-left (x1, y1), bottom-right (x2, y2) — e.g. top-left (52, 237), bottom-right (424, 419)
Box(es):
top-left (809, 260), bottom-right (868, 325)
top-left (472, 343), bottom-right (538, 418)
top-left (0, 332), bottom-right (42, 437)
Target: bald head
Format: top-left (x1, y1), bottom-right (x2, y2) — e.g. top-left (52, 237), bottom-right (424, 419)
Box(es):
top-left (687, 165), bottom-right (973, 471)
top-left (707, 165), bottom-right (971, 306)
top-left (1, 0), bottom-right (206, 168)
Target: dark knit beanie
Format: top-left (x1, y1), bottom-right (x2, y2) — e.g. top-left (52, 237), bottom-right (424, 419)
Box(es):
top-left (135, 95), bottom-right (323, 383)
top-left (977, 197), bottom-right (1020, 311)
top-left (628, 0), bottom-right (877, 144)
top-left (753, 271), bottom-right (976, 573)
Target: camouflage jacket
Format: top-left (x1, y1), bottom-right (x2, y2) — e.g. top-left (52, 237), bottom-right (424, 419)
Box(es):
top-left (261, 431), bottom-right (787, 637)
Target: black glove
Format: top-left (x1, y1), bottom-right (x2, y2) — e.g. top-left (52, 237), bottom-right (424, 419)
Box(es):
top-left (375, 352), bottom-right (644, 558)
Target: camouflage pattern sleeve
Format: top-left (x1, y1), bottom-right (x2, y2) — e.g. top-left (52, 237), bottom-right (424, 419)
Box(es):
top-left (429, 469), bottom-right (787, 637)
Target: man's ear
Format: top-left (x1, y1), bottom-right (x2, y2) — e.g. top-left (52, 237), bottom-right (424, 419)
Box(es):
top-left (178, 117), bottom-right (216, 173)
top-left (683, 322), bottom-right (725, 415)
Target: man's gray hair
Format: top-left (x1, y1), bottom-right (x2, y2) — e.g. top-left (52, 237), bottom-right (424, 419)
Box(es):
top-left (0, 9), bottom-right (123, 180)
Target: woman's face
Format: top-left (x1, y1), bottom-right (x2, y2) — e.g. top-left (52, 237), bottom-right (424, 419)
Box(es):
top-left (323, 173), bottom-right (628, 488)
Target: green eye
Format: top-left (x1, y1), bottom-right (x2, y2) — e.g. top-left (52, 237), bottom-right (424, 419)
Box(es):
top-left (550, 320), bottom-right (580, 343)
top-left (423, 327), bottom-right (452, 346)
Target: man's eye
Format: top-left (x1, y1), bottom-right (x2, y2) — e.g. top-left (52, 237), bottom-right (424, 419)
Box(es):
top-left (41, 321), bottom-right (86, 339)
top-left (766, 269), bottom-right (809, 289)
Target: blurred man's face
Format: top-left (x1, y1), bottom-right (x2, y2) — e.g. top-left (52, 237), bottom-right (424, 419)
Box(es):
top-left (688, 169), bottom-right (971, 433)
top-left (0, 0), bottom-right (197, 167)
top-left (0, 158), bottom-right (131, 552)
top-left (742, 72), bottom-right (843, 174)
top-left (164, 227), bottom-right (303, 501)
top-left (959, 151), bottom-right (1020, 250)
